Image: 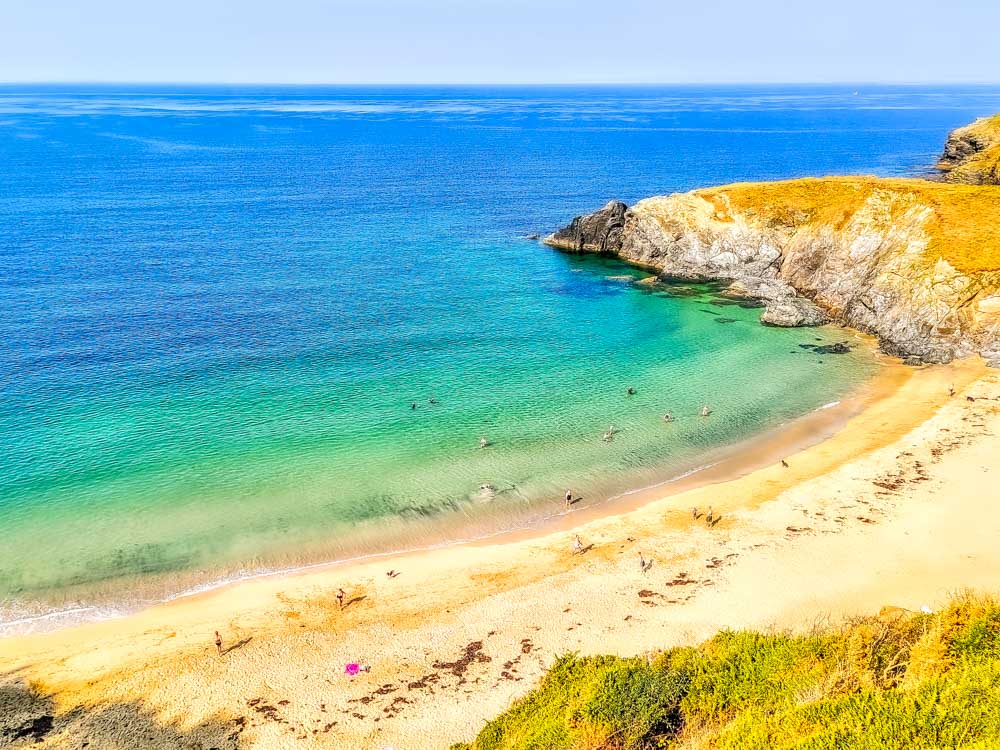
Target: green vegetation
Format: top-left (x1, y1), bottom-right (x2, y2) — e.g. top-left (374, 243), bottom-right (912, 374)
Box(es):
top-left (451, 594), bottom-right (1000, 750)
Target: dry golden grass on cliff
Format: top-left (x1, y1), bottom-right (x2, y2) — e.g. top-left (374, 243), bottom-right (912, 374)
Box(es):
top-left (940, 114), bottom-right (1000, 186)
top-left (696, 177), bottom-right (1000, 274)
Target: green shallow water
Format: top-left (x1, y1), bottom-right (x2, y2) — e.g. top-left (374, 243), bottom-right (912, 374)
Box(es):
top-left (0, 256), bottom-right (879, 627)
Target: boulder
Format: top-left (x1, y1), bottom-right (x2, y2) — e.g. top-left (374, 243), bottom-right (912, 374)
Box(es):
top-left (720, 277), bottom-right (797, 302)
top-left (760, 297), bottom-right (829, 327)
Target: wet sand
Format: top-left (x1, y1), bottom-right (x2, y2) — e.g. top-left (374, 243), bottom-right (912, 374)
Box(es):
top-left (2, 357), bottom-right (998, 750)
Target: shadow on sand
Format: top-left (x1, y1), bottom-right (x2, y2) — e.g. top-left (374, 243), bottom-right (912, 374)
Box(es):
top-left (1, 671), bottom-right (247, 749)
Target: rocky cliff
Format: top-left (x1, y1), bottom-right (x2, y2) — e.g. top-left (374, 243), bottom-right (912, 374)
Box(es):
top-left (546, 177), bottom-right (1000, 364)
top-left (937, 114), bottom-right (1000, 185)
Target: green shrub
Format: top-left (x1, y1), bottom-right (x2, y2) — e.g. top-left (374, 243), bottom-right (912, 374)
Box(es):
top-left (457, 595), bottom-right (1000, 750)
top-left (466, 654), bottom-right (686, 750)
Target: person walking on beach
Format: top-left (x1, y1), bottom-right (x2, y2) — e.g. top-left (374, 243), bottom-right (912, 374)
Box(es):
top-left (336, 588), bottom-right (345, 609)
top-left (564, 489), bottom-right (573, 509)
top-left (573, 535), bottom-right (584, 554)
top-left (214, 630), bottom-right (223, 656)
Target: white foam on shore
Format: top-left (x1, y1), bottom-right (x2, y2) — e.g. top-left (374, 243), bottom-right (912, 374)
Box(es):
top-left (0, 605), bottom-right (121, 637)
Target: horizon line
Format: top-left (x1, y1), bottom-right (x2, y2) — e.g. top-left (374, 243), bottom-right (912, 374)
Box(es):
top-left (3, 80), bottom-right (1000, 88)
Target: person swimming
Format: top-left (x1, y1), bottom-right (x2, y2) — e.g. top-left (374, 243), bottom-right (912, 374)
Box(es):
top-left (662, 412), bottom-right (674, 423)
top-left (626, 387), bottom-right (635, 396)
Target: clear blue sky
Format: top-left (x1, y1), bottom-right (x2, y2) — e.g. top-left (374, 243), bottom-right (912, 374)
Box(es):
top-left (2, 0), bottom-right (998, 84)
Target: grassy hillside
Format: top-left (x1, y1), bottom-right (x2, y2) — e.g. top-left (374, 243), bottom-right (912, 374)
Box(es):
top-left (693, 177), bottom-right (1000, 275)
top-left (451, 594), bottom-right (1000, 750)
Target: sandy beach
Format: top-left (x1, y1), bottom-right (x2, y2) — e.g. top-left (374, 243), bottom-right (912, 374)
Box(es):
top-left (3, 356), bottom-right (999, 750)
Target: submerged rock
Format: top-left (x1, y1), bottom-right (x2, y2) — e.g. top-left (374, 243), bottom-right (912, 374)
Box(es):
top-left (813, 342), bottom-right (852, 354)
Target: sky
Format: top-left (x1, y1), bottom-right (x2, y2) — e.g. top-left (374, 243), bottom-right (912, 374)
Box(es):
top-left (1, 0), bottom-right (999, 84)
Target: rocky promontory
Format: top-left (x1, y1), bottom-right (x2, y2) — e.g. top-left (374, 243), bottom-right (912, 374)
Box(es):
top-left (546, 177), bottom-right (1000, 364)
top-left (937, 114), bottom-right (1000, 185)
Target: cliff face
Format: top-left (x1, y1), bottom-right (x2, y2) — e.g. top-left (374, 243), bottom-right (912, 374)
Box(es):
top-left (546, 177), bottom-right (1000, 364)
top-left (937, 114), bottom-right (1000, 185)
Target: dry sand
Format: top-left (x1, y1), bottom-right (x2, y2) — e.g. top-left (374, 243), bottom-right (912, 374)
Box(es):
top-left (2, 357), bottom-right (999, 750)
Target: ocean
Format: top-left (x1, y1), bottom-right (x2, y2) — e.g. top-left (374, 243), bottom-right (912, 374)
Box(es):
top-left (3, 84), bottom-right (1000, 632)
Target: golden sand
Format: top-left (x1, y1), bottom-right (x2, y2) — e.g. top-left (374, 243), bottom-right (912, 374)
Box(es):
top-left (2, 357), bottom-right (999, 749)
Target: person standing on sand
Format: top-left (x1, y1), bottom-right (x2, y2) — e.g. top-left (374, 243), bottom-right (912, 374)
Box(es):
top-left (565, 489), bottom-right (573, 509)
top-left (214, 630), bottom-right (223, 656)
top-left (573, 535), bottom-right (584, 554)
top-left (336, 588), bottom-right (345, 609)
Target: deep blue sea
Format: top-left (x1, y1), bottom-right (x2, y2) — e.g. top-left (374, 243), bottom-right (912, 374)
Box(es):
top-left (3, 84), bottom-right (1000, 632)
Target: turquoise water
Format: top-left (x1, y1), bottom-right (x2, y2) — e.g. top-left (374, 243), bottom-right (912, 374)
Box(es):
top-left (2, 85), bottom-right (999, 630)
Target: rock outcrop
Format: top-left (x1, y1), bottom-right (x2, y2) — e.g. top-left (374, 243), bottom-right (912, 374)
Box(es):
top-left (545, 177), bottom-right (1000, 364)
top-left (937, 114), bottom-right (1000, 185)
top-left (547, 200), bottom-right (628, 255)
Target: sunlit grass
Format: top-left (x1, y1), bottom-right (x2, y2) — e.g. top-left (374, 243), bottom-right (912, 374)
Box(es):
top-left (452, 593), bottom-right (1000, 750)
top-left (692, 177), bottom-right (1000, 274)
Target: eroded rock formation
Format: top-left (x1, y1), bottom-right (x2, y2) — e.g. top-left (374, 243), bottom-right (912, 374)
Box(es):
top-left (546, 177), bottom-right (1000, 364)
top-left (937, 115), bottom-right (1000, 185)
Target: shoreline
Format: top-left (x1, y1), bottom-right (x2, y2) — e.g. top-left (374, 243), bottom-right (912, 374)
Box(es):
top-left (1, 336), bottom-right (893, 638)
top-left (2, 356), bottom-right (997, 750)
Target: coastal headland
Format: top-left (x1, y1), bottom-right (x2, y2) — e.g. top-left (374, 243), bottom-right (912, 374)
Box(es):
top-left (544, 178), bottom-right (1000, 365)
